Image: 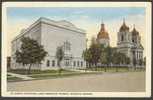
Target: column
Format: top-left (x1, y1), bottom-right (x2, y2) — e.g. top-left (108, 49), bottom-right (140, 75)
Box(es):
top-left (138, 51), bottom-right (139, 60)
top-left (137, 51), bottom-right (139, 60)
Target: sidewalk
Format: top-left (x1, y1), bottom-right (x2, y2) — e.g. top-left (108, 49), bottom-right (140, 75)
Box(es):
top-left (7, 72), bottom-right (35, 80)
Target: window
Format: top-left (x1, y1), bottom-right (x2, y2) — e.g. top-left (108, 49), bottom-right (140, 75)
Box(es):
top-left (73, 61), bottom-right (76, 67)
top-left (65, 61), bottom-right (69, 66)
top-left (132, 39), bottom-right (134, 42)
top-left (121, 35), bottom-right (124, 41)
top-left (133, 51), bottom-right (135, 59)
top-left (52, 60), bottom-right (55, 67)
top-left (77, 61), bottom-right (80, 67)
top-left (64, 41), bottom-right (71, 51)
top-left (86, 62), bottom-right (88, 67)
top-left (81, 61), bottom-right (83, 67)
top-left (47, 60), bottom-right (50, 67)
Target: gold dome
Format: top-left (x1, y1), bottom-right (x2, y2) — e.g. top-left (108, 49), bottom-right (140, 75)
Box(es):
top-left (97, 23), bottom-right (109, 39)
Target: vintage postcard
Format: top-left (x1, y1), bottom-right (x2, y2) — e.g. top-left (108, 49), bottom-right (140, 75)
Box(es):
top-left (1, 2), bottom-right (152, 97)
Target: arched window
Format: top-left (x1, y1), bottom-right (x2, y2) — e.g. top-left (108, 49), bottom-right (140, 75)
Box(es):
top-left (47, 60), bottom-right (50, 67)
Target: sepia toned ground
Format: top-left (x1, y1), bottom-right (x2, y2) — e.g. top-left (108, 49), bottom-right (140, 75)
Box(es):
top-left (7, 71), bottom-right (145, 92)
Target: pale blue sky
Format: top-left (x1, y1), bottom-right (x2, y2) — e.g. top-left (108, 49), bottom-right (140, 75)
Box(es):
top-left (7, 7), bottom-right (145, 22)
top-left (7, 7), bottom-right (146, 56)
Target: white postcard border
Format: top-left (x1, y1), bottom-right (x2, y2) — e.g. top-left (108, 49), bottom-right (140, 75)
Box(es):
top-left (1, 2), bottom-right (152, 97)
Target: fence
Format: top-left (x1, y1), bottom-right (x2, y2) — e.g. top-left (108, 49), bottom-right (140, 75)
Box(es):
top-left (86, 63), bottom-right (145, 68)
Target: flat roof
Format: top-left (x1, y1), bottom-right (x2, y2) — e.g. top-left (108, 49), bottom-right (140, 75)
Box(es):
top-left (12, 17), bottom-right (86, 42)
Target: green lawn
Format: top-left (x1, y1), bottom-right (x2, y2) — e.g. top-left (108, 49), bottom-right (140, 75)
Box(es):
top-left (8, 69), bottom-right (80, 80)
top-left (7, 74), bottom-right (11, 77)
top-left (8, 69), bottom-right (74, 75)
top-left (29, 71), bottom-right (103, 79)
top-left (7, 76), bottom-right (23, 82)
top-left (29, 67), bottom-right (141, 79)
top-left (7, 67), bottom-right (145, 81)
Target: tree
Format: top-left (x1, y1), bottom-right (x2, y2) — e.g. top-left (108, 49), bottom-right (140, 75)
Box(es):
top-left (112, 52), bottom-right (127, 72)
top-left (112, 52), bottom-right (120, 65)
top-left (100, 46), bottom-right (115, 71)
top-left (139, 59), bottom-right (143, 66)
top-left (143, 57), bottom-right (146, 66)
top-left (83, 37), bottom-right (102, 70)
top-left (112, 52), bottom-right (120, 72)
top-left (105, 46), bottom-right (115, 66)
top-left (85, 37), bottom-right (102, 69)
top-left (56, 46), bottom-right (64, 75)
top-left (100, 50), bottom-right (108, 72)
top-left (7, 56), bottom-right (11, 71)
top-left (89, 42), bottom-right (101, 67)
top-left (125, 57), bottom-right (130, 65)
top-left (133, 57), bottom-right (137, 70)
top-left (15, 37), bottom-right (47, 74)
top-left (100, 51), bottom-right (108, 64)
top-left (82, 49), bottom-right (92, 68)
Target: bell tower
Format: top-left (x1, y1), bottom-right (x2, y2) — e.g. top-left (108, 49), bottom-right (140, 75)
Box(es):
top-left (117, 19), bottom-right (131, 47)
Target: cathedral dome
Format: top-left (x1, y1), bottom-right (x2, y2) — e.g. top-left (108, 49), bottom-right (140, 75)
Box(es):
top-left (97, 31), bottom-right (109, 39)
top-left (119, 20), bottom-right (129, 32)
top-left (97, 23), bottom-right (109, 39)
top-left (131, 27), bottom-right (139, 36)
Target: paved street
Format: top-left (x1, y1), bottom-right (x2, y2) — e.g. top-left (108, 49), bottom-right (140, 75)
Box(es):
top-left (7, 72), bottom-right (145, 92)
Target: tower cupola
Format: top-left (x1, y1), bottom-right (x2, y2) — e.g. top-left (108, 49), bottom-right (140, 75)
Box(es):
top-left (97, 23), bottom-right (109, 39)
top-left (96, 22), bottom-right (110, 47)
top-left (119, 19), bottom-right (129, 32)
top-left (131, 25), bottom-right (139, 36)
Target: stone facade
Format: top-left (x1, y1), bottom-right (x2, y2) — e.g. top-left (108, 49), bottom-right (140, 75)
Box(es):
top-left (11, 18), bottom-right (144, 70)
top-left (96, 21), bottom-right (144, 67)
top-left (11, 17), bottom-right (86, 70)
top-left (117, 20), bottom-right (144, 66)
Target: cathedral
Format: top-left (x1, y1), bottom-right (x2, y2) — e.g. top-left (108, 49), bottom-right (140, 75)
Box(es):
top-left (117, 20), bottom-right (144, 65)
top-left (96, 20), bottom-right (144, 66)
